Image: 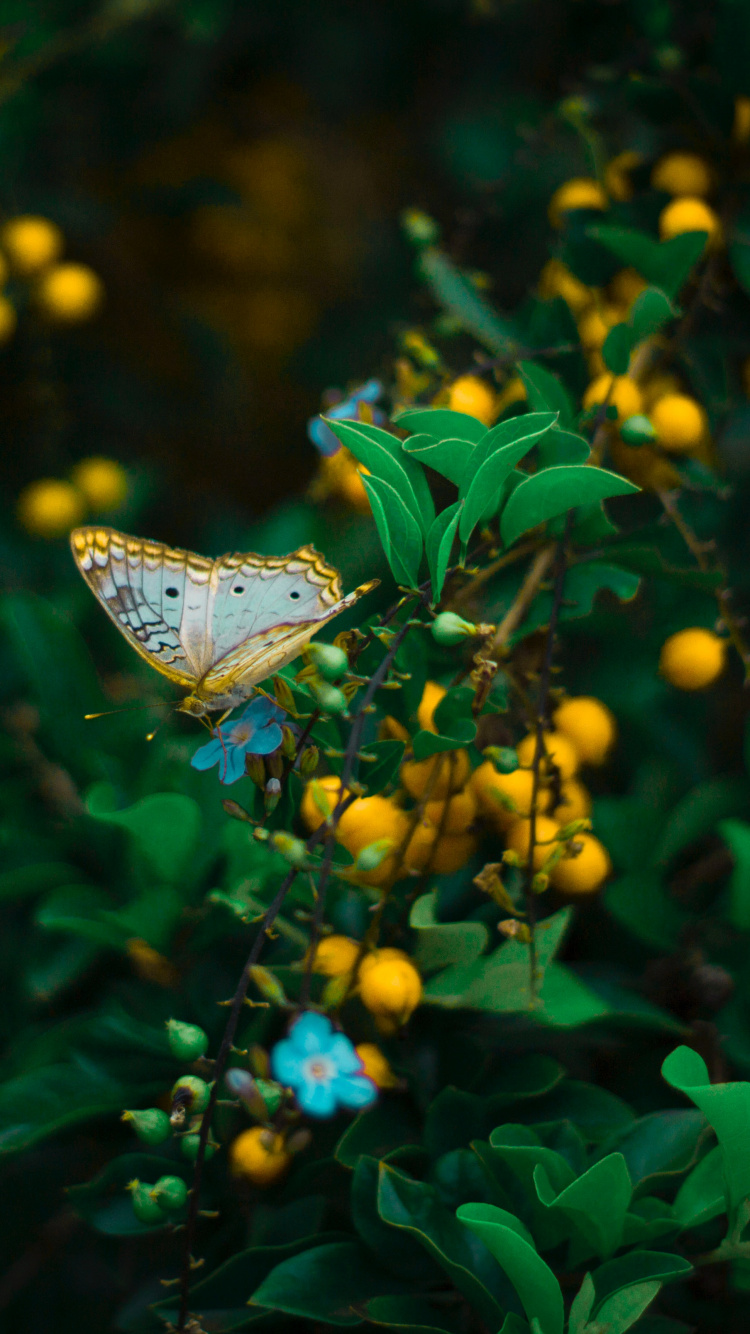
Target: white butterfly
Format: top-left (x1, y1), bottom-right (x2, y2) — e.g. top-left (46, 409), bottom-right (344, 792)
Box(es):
top-left (71, 527), bottom-right (377, 716)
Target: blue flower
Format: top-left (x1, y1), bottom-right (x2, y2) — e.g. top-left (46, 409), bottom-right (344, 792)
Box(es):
top-left (270, 1012), bottom-right (377, 1119)
top-left (307, 379), bottom-right (385, 458)
top-left (190, 695), bottom-right (286, 785)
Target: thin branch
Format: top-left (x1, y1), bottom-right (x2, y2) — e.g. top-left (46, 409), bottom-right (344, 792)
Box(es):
top-left (489, 545), bottom-right (555, 655)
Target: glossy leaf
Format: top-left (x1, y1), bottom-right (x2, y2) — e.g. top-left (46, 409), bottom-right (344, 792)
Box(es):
top-left (672, 1145), bottom-right (726, 1231)
top-left (590, 1250), bottom-right (693, 1306)
top-left (426, 502), bottom-right (463, 601)
top-left (366, 1296), bottom-right (463, 1334)
top-left (594, 1280), bottom-right (662, 1334)
top-left (534, 1152), bottom-right (632, 1258)
top-left (423, 907), bottom-right (571, 1011)
top-left (629, 286), bottom-right (674, 342)
top-left (362, 738), bottom-right (406, 794)
top-left (456, 1201), bottom-right (564, 1334)
top-left (500, 466), bottom-right (638, 549)
top-left (718, 819), bottom-right (750, 929)
top-left (662, 1045), bottom-right (750, 1212)
top-left (602, 322), bottom-right (633, 375)
top-left (458, 413), bottom-right (557, 542)
top-left (249, 1240), bottom-right (410, 1324)
top-left (328, 420), bottom-right (434, 535)
top-left (568, 1273), bottom-right (595, 1334)
top-left (394, 407), bottom-right (488, 444)
top-left (536, 428), bottom-right (590, 468)
top-left (404, 436), bottom-right (476, 486)
top-left (361, 473), bottom-right (424, 588)
top-left (589, 224), bottom-right (708, 300)
top-left (517, 361), bottom-right (574, 426)
top-left (87, 791), bottom-right (202, 888)
top-left (410, 892), bottom-right (489, 972)
top-left (597, 1110), bottom-right (706, 1195)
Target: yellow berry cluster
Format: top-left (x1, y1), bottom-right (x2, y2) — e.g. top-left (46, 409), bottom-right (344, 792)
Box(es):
top-left (0, 215), bottom-right (104, 341)
top-left (18, 456), bottom-right (128, 539)
top-left (307, 933), bottom-right (422, 1034)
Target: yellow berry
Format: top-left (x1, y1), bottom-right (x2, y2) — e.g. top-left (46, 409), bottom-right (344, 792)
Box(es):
top-left (0, 294), bottom-right (16, 342)
top-left (578, 303), bottom-right (625, 350)
top-left (505, 815), bottom-right (560, 872)
top-left (538, 259), bottom-right (592, 313)
top-left (337, 795), bottom-right (410, 857)
top-left (417, 680), bottom-right (446, 733)
top-left (17, 478), bottom-right (85, 538)
top-left (553, 696), bottom-right (617, 766)
top-left (553, 779), bottom-right (592, 823)
top-left (734, 96), bottom-right (750, 144)
top-left (37, 262), bottom-right (104, 322)
top-left (604, 150), bottom-right (642, 202)
top-left (229, 1127), bottom-right (290, 1186)
top-left (470, 763), bottom-right (549, 830)
top-left (358, 950), bottom-right (422, 1024)
top-left (447, 375), bottom-right (497, 426)
top-left (310, 935), bottom-right (360, 977)
top-left (516, 731), bottom-right (579, 780)
top-left (382, 715), bottom-right (410, 743)
top-left (300, 775), bottom-right (349, 832)
top-left (650, 393), bottom-right (707, 454)
top-left (651, 152), bottom-right (713, 197)
top-left (401, 750), bottom-right (470, 801)
top-left (583, 374), bottom-right (643, 422)
top-left (659, 628), bottom-right (726, 691)
top-left (608, 268), bottom-right (647, 308)
top-left (608, 436), bottom-right (681, 493)
top-left (551, 833), bottom-right (611, 895)
top-left (402, 821), bottom-right (476, 875)
top-left (2, 215), bottom-right (63, 274)
top-left (70, 457), bottom-right (128, 511)
top-left (658, 197), bottom-right (720, 243)
top-left (424, 787), bottom-right (477, 834)
top-left (355, 1043), bottom-right (399, 1088)
top-left (548, 178), bottom-right (608, 227)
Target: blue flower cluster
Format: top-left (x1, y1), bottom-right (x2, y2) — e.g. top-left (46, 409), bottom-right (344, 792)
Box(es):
top-left (307, 379), bottom-right (385, 457)
top-left (190, 695), bottom-right (285, 785)
top-left (271, 1012), bottom-right (376, 1119)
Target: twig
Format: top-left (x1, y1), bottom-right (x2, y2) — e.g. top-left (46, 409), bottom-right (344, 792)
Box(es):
top-left (489, 545), bottom-right (555, 654)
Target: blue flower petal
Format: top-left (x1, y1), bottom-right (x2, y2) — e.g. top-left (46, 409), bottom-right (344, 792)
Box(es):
top-left (288, 1011), bottom-right (334, 1055)
top-left (327, 1033), bottom-right (363, 1076)
top-left (245, 695), bottom-right (285, 726)
top-left (308, 416), bottom-right (340, 457)
top-left (355, 378), bottom-right (383, 404)
top-left (332, 1074), bottom-right (378, 1110)
top-left (220, 745), bottom-right (248, 785)
top-left (250, 721), bottom-right (284, 756)
top-left (190, 738), bottom-right (224, 772)
top-left (270, 1038), bottom-right (303, 1088)
top-left (298, 1077), bottom-right (337, 1118)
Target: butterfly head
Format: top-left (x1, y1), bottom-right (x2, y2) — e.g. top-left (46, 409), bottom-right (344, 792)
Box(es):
top-left (178, 694), bottom-right (210, 718)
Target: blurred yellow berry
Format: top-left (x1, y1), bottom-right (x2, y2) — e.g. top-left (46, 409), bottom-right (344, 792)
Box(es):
top-left (659, 628), bottom-right (726, 691)
top-left (505, 815), bottom-right (560, 871)
top-left (382, 715), bottom-right (410, 743)
top-left (403, 821), bottom-right (476, 875)
top-left (650, 393), bottom-right (707, 454)
top-left (336, 795), bottom-right (410, 857)
top-left (578, 304), bottom-right (625, 350)
top-left (548, 178), bottom-right (607, 227)
top-left (417, 680), bottom-right (446, 733)
top-left (734, 96), bottom-right (750, 144)
top-left (126, 938), bottom-right (179, 987)
top-left (355, 1043), bottom-right (399, 1089)
top-left (2, 215), bottom-right (63, 274)
top-left (538, 259), bottom-right (592, 313)
top-left (604, 151), bottom-right (642, 202)
top-left (401, 750), bottom-right (470, 800)
top-left (447, 375), bottom-right (497, 426)
top-left (359, 950), bottom-right (422, 1025)
top-left (0, 293), bottom-right (16, 342)
top-left (553, 779), bottom-right (592, 823)
top-left (315, 451), bottom-right (370, 512)
top-left (608, 437), bottom-right (681, 492)
top-left (300, 775), bottom-right (349, 832)
top-left (642, 373), bottom-right (682, 408)
top-left (658, 197), bottom-right (720, 243)
top-left (18, 478), bottom-right (85, 538)
top-left (70, 457), bottom-right (127, 511)
top-left (608, 268), bottom-right (647, 308)
top-left (37, 262), bottom-right (104, 322)
top-left (551, 833), bottom-right (611, 894)
top-left (553, 696), bottom-right (617, 766)
top-left (310, 935), bottom-right (360, 977)
top-left (470, 762), bottom-right (549, 830)
top-left (583, 374), bottom-right (644, 422)
top-left (652, 152), bottom-right (713, 197)
top-left (516, 730), bottom-right (579, 780)
top-left (230, 1127), bottom-right (290, 1186)
top-left (424, 787), bottom-right (477, 834)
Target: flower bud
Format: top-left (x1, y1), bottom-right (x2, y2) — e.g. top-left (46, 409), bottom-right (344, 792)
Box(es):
top-left (483, 746), bottom-right (519, 775)
top-left (306, 642), bottom-right (349, 680)
top-left (267, 750), bottom-right (284, 780)
top-left (171, 1075), bottom-right (211, 1117)
top-left (150, 1174), bottom-right (188, 1212)
top-left (264, 778), bottom-right (282, 812)
top-left (166, 1019), bottom-right (209, 1063)
top-left (431, 612), bottom-right (478, 646)
top-left (280, 725), bottom-right (297, 759)
top-left (272, 676), bottom-right (295, 713)
top-left (269, 832), bottom-right (309, 867)
top-left (249, 964), bottom-right (288, 1006)
top-left (121, 1107), bottom-right (171, 1144)
top-left (225, 1067), bottom-right (273, 1120)
top-left (300, 745), bottom-right (320, 777)
top-left (127, 1179), bottom-right (167, 1225)
top-left (620, 413), bottom-right (657, 446)
top-left (309, 680), bottom-right (349, 714)
top-left (246, 754), bottom-right (266, 787)
top-left (402, 208), bottom-right (440, 246)
top-left (354, 839), bottom-right (395, 873)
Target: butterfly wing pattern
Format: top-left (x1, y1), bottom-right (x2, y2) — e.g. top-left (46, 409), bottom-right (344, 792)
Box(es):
top-left (71, 527), bottom-right (378, 715)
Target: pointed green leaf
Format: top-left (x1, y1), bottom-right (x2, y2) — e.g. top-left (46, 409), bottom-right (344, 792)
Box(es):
top-left (718, 819), bottom-right (750, 929)
top-left (517, 362), bottom-right (573, 426)
top-left (536, 428), bottom-right (590, 468)
top-left (458, 413), bottom-right (557, 542)
top-left (361, 739), bottom-right (406, 794)
top-left (602, 323), bottom-right (633, 375)
top-left (568, 1274), bottom-right (595, 1334)
top-left (366, 1296), bottom-right (463, 1334)
top-left (427, 502), bottom-right (463, 601)
top-left (662, 1046), bottom-right (750, 1213)
top-left (673, 1145), bottom-right (725, 1231)
top-left (595, 1281), bottom-right (661, 1334)
top-left (418, 247), bottom-right (518, 355)
top-left (629, 287), bottom-right (674, 342)
top-left (534, 1153), bottom-right (632, 1258)
top-left (249, 1240), bottom-right (410, 1324)
top-left (589, 224), bottom-right (708, 301)
top-left (394, 407), bottom-right (488, 444)
top-left (500, 466), bottom-right (638, 549)
top-left (412, 723), bottom-right (477, 761)
top-left (88, 792), bottom-right (202, 887)
top-left (361, 474), bottom-right (424, 587)
top-left (403, 436), bottom-right (477, 486)
top-left (456, 1202), bottom-right (564, 1334)
top-left (328, 420), bottom-right (434, 535)
top-left (410, 891), bottom-right (489, 972)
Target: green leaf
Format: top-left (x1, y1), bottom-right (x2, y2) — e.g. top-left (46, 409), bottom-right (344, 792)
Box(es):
top-left (456, 1202), bottom-right (564, 1334)
top-left (485, 1126), bottom-right (575, 1250)
top-left (568, 1274), bottom-right (595, 1334)
top-left (672, 1145), bottom-right (726, 1231)
top-left (35, 885), bottom-right (132, 950)
top-left (418, 247), bottom-right (518, 355)
top-left (588, 224), bottom-right (708, 301)
top-left (426, 502), bottom-right (463, 601)
top-left (500, 467), bottom-right (638, 549)
top-left (0, 861), bottom-right (86, 902)
top-left (69, 1153), bottom-right (189, 1235)
top-left (602, 323), bottom-right (633, 375)
top-left (598, 1111), bottom-right (706, 1196)
top-left (718, 819), bottom-right (750, 929)
top-left (362, 739), bottom-right (406, 794)
top-left (403, 436), bottom-right (477, 486)
top-left (410, 892), bottom-right (489, 972)
top-left (352, 1157), bottom-right (440, 1279)
top-left (534, 1153), bottom-right (632, 1259)
top-left (536, 428), bottom-right (590, 468)
top-left (517, 362), bottom-right (574, 426)
top-left (336, 1099), bottom-right (421, 1169)
top-left (594, 1281), bottom-right (661, 1334)
top-left (366, 1296), bottom-right (464, 1334)
top-left (423, 907), bottom-right (571, 1012)
top-left (629, 286), bottom-right (674, 341)
top-left (361, 473), bottom-right (424, 588)
top-left (458, 413), bottom-right (557, 543)
top-left (514, 562), bottom-right (640, 641)
top-left (328, 420), bottom-right (434, 536)
top-left (662, 1045), bottom-right (750, 1213)
top-left (249, 1240), bottom-right (409, 1324)
top-left (412, 723), bottom-right (477, 760)
top-left (87, 791), bottom-right (202, 887)
top-left (394, 408), bottom-right (488, 445)
top-left (653, 778), bottom-right (750, 867)
top-left (590, 1251), bottom-right (693, 1306)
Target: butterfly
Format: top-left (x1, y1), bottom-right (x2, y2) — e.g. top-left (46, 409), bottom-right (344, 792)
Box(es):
top-left (71, 527), bottom-right (378, 717)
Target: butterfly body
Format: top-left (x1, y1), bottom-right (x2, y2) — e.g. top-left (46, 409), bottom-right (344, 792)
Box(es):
top-left (71, 527), bottom-right (377, 714)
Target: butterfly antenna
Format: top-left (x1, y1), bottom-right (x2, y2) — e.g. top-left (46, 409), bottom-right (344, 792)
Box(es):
top-left (84, 700), bottom-right (174, 722)
top-left (145, 707), bottom-right (179, 743)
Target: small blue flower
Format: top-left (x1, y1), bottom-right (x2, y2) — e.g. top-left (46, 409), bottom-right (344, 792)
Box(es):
top-left (270, 1012), bottom-right (377, 1119)
top-left (190, 695), bottom-right (286, 785)
top-left (308, 379), bottom-right (385, 457)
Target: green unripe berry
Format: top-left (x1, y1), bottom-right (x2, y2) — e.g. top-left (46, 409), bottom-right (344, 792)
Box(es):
top-left (310, 681), bottom-right (348, 714)
top-left (620, 414), bottom-right (657, 446)
top-left (484, 746), bottom-right (519, 775)
top-left (402, 208), bottom-right (440, 246)
top-left (269, 832), bottom-right (309, 867)
top-left (121, 1107), bottom-right (171, 1145)
top-left (307, 642), bottom-right (349, 681)
top-left (151, 1174), bottom-right (188, 1212)
top-left (181, 1132), bottom-right (218, 1162)
top-left (431, 612), bottom-right (478, 646)
top-left (171, 1075), bottom-right (210, 1115)
top-left (354, 839), bottom-right (394, 872)
top-left (166, 1019), bottom-right (209, 1063)
top-left (128, 1180), bottom-right (168, 1226)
